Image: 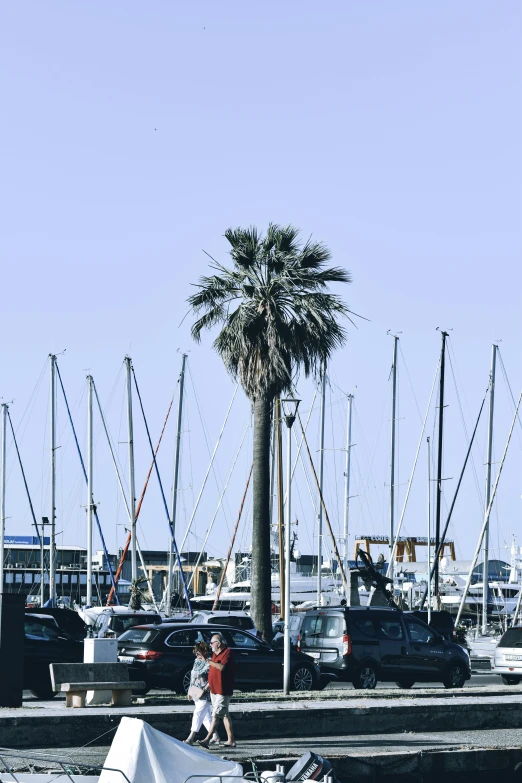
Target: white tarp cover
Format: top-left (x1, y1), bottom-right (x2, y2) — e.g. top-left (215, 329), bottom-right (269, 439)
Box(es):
top-left (99, 717), bottom-right (244, 783)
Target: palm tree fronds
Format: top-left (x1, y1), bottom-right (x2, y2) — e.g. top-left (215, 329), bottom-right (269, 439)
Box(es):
top-left (188, 224), bottom-right (354, 400)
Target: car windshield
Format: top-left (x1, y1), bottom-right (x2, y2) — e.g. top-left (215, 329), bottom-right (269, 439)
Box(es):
top-left (498, 628), bottom-right (522, 648)
top-left (118, 628), bottom-right (159, 644)
top-left (24, 621), bottom-right (62, 640)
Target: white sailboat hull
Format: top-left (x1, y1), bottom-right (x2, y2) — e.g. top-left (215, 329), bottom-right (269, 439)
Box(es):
top-left (193, 573), bottom-right (344, 608)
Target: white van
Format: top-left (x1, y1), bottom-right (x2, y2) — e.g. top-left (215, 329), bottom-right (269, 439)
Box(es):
top-left (188, 610), bottom-right (257, 634)
top-left (88, 608), bottom-right (162, 638)
top-left (491, 627), bottom-right (522, 684)
top-left (272, 615), bottom-right (305, 647)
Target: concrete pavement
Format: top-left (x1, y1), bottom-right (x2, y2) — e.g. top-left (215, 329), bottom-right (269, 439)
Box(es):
top-left (5, 687), bottom-right (522, 749)
top-left (5, 675), bottom-right (521, 779)
top-left (8, 728), bottom-right (522, 780)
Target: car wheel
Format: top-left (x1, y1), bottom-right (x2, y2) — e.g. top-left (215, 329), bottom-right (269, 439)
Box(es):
top-left (501, 675), bottom-right (521, 686)
top-left (352, 664), bottom-right (378, 690)
top-left (292, 664), bottom-right (315, 691)
top-left (179, 667), bottom-right (192, 695)
top-left (443, 663), bottom-right (467, 689)
top-left (30, 687), bottom-right (56, 700)
top-left (395, 680), bottom-right (414, 689)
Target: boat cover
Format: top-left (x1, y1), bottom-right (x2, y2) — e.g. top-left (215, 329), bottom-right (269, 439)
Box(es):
top-left (99, 717), bottom-right (244, 783)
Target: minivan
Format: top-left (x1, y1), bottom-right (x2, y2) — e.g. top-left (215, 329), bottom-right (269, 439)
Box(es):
top-left (298, 605), bottom-right (470, 689)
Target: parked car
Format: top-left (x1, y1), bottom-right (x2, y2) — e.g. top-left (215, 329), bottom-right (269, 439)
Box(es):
top-left (491, 627), bottom-right (522, 684)
top-left (25, 607), bottom-right (87, 641)
top-left (117, 623), bottom-right (325, 693)
top-left (24, 613), bottom-right (84, 699)
top-left (297, 605), bottom-right (470, 689)
top-left (407, 610), bottom-right (456, 642)
top-left (189, 610), bottom-right (256, 633)
top-left (91, 609), bottom-right (162, 638)
top-left (273, 614), bottom-right (305, 648)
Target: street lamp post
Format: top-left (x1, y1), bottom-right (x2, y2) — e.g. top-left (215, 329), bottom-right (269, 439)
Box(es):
top-left (281, 398), bottom-right (300, 695)
top-left (40, 517), bottom-right (49, 607)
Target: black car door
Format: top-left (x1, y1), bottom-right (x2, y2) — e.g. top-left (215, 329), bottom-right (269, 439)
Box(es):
top-left (162, 628), bottom-right (207, 687)
top-left (374, 614), bottom-right (409, 679)
top-left (222, 629), bottom-right (281, 687)
top-left (403, 617), bottom-right (445, 677)
top-left (24, 617), bottom-right (83, 692)
top-left (24, 618), bottom-right (82, 664)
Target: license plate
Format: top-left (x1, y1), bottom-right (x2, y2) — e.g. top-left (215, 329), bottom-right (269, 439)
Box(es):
top-left (506, 655), bottom-right (522, 661)
top-left (118, 656), bottom-right (134, 664)
top-left (307, 652), bottom-right (320, 659)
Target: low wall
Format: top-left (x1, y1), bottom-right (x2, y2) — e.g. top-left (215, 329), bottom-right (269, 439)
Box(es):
top-left (2, 695), bottom-right (522, 749)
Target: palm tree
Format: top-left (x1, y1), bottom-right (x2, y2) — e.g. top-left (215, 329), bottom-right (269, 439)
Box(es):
top-left (129, 576), bottom-right (149, 611)
top-left (188, 224), bottom-right (352, 639)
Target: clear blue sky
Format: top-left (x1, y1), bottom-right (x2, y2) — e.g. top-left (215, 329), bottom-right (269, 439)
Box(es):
top-left (1, 2), bottom-right (520, 567)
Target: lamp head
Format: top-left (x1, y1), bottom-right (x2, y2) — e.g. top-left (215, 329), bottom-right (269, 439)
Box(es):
top-left (280, 398), bottom-right (300, 429)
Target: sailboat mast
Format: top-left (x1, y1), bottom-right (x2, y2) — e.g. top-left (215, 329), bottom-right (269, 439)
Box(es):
top-left (389, 336), bottom-right (398, 578)
top-left (86, 375), bottom-right (93, 606)
top-left (343, 394), bottom-right (353, 574)
top-left (0, 404), bottom-right (7, 598)
top-left (316, 361), bottom-right (326, 605)
top-left (434, 331), bottom-right (448, 599)
top-left (427, 436), bottom-right (432, 623)
top-left (167, 353), bottom-right (186, 615)
top-left (482, 344), bottom-right (497, 633)
top-left (49, 354), bottom-right (57, 606)
top-left (125, 357), bottom-right (137, 583)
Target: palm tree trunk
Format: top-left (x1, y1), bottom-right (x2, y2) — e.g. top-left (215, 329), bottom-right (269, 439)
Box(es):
top-left (250, 396), bottom-right (273, 640)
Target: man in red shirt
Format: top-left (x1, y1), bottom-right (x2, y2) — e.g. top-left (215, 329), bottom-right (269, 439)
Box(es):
top-left (198, 633), bottom-right (236, 748)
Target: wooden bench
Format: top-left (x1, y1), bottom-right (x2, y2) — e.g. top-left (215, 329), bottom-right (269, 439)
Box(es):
top-left (50, 662), bottom-right (146, 708)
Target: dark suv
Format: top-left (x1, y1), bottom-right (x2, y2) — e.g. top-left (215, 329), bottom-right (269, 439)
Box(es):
top-left (24, 614), bottom-right (84, 698)
top-left (298, 606), bottom-right (470, 689)
top-left (406, 611), bottom-right (456, 642)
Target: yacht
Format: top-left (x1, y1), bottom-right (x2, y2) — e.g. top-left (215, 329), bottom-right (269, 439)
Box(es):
top-left (191, 561), bottom-right (344, 610)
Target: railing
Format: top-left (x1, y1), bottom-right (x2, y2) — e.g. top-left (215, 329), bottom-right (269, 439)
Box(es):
top-left (0, 747), bottom-right (131, 782)
top-left (184, 776), bottom-right (256, 783)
